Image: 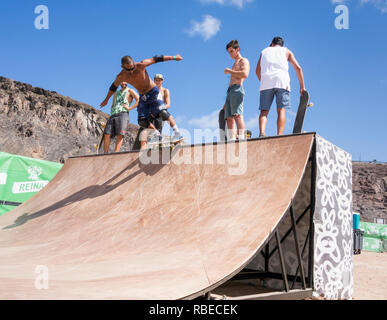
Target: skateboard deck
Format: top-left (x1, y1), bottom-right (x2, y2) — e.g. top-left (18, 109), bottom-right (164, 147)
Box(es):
top-left (292, 90), bottom-right (313, 134)
top-left (149, 137), bottom-right (184, 150)
top-left (94, 121), bottom-right (106, 154)
top-left (219, 108), bottom-right (227, 142)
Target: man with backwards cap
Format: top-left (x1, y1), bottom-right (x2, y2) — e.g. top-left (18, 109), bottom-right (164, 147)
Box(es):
top-left (100, 54), bottom-right (183, 148)
top-left (256, 36), bottom-right (306, 137)
top-left (152, 73), bottom-right (170, 134)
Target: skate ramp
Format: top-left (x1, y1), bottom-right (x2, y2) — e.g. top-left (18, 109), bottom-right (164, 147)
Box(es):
top-left (0, 133), bottom-right (314, 299)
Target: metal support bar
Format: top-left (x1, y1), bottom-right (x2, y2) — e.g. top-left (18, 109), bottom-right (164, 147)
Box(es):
top-left (275, 230), bottom-right (289, 292)
top-left (308, 143), bottom-right (317, 288)
top-left (291, 229), bottom-right (310, 289)
top-left (290, 205), bottom-right (307, 289)
top-left (231, 271), bottom-right (309, 284)
top-left (268, 204), bottom-right (311, 259)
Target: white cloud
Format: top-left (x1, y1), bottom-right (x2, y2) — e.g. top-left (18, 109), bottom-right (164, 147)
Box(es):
top-left (188, 110), bottom-right (220, 129)
top-left (360, 0), bottom-right (387, 13)
top-left (185, 15), bottom-right (221, 41)
top-left (201, 0), bottom-right (254, 9)
top-left (331, 0), bottom-right (387, 13)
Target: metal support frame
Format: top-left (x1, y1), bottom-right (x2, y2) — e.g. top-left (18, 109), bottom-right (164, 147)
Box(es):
top-left (275, 230), bottom-right (289, 292)
top-left (308, 141), bottom-right (316, 289)
top-left (290, 205), bottom-right (307, 289)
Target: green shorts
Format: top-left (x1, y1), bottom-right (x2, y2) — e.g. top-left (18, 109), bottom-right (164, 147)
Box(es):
top-left (224, 84), bottom-right (244, 119)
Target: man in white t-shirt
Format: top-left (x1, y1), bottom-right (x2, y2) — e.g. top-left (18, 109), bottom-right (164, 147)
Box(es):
top-left (256, 37), bottom-right (306, 137)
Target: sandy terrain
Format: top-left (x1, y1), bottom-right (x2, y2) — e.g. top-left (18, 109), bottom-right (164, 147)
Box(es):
top-left (353, 251), bottom-right (387, 300)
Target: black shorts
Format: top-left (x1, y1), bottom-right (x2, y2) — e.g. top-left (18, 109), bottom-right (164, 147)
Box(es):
top-left (104, 112), bottom-right (129, 136)
top-left (151, 117), bottom-right (163, 132)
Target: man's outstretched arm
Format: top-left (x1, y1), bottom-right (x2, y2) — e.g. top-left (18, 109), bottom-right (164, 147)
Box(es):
top-left (140, 54), bottom-right (183, 67)
top-left (100, 73), bottom-right (123, 107)
top-left (288, 50), bottom-right (306, 95)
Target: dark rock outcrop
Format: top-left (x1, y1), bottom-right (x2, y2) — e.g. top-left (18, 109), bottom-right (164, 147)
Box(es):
top-left (0, 76), bottom-right (140, 162)
top-left (352, 162), bottom-right (387, 223)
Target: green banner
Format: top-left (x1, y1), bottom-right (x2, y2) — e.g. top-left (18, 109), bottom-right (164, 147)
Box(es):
top-left (359, 221), bottom-right (387, 252)
top-left (0, 152), bottom-right (63, 216)
top-left (359, 221), bottom-right (387, 239)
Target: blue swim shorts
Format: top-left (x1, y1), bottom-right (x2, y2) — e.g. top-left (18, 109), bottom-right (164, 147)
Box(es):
top-left (259, 88), bottom-right (290, 110)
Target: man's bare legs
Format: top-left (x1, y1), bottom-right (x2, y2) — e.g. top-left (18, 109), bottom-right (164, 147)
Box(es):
top-left (227, 115), bottom-right (245, 140)
top-left (115, 135), bottom-right (124, 152)
top-left (226, 117), bottom-right (236, 140)
top-left (277, 107), bottom-right (286, 135)
top-left (104, 134), bottom-right (125, 153)
top-left (259, 110), bottom-right (269, 137)
top-left (104, 134), bottom-right (111, 154)
top-left (234, 115), bottom-right (245, 139)
top-left (259, 108), bottom-right (286, 136)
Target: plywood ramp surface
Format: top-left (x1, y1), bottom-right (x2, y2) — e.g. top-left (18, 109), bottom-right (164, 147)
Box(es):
top-left (0, 134), bottom-right (314, 299)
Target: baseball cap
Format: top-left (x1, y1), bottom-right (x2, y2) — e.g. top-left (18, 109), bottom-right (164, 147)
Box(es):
top-left (154, 73), bottom-right (164, 80)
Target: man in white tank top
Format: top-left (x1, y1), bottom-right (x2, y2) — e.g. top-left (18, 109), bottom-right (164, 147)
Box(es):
top-left (256, 37), bottom-right (306, 136)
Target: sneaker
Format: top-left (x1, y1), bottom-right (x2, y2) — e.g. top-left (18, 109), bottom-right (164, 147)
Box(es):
top-left (171, 132), bottom-right (184, 143)
top-left (259, 133), bottom-right (266, 138)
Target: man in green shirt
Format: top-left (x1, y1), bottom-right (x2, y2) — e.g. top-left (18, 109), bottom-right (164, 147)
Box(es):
top-left (103, 82), bottom-right (139, 153)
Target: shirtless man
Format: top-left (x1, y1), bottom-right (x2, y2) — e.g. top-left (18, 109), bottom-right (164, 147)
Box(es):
top-left (102, 82), bottom-right (139, 153)
top-left (100, 54), bottom-right (183, 148)
top-left (223, 40), bottom-right (250, 141)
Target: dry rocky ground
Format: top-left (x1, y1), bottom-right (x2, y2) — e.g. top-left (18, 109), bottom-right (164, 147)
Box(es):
top-left (353, 251), bottom-right (387, 300)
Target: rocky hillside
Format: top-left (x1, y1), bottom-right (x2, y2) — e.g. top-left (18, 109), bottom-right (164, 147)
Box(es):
top-left (0, 76), bottom-right (141, 162)
top-left (352, 162), bottom-right (387, 223)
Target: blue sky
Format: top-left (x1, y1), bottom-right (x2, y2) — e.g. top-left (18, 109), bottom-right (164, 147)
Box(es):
top-left (0, 0), bottom-right (386, 161)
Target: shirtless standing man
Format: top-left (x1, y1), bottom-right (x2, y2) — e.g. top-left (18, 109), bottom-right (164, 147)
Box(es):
top-left (102, 81), bottom-right (139, 153)
top-left (256, 37), bottom-right (306, 136)
top-left (223, 40), bottom-right (250, 141)
top-left (100, 54), bottom-right (183, 148)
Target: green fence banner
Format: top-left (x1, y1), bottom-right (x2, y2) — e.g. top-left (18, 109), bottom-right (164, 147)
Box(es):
top-left (0, 152), bottom-right (63, 216)
top-left (359, 221), bottom-right (387, 253)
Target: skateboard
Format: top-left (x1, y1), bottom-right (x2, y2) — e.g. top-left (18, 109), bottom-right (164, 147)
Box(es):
top-left (149, 137), bottom-right (184, 150)
top-left (292, 90), bottom-right (314, 134)
top-left (94, 121), bottom-right (106, 154)
top-left (218, 108), bottom-right (227, 141)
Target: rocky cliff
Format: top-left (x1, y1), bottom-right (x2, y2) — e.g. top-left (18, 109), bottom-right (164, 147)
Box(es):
top-left (352, 162), bottom-right (387, 223)
top-left (0, 76), bottom-right (140, 162)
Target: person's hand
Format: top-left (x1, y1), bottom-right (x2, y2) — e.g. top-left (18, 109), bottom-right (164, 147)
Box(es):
top-left (300, 87), bottom-right (306, 95)
top-left (224, 68), bottom-right (232, 75)
top-left (175, 54), bottom-right (183, 61)
top-left (100, 99), bottom-right (108, 108)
